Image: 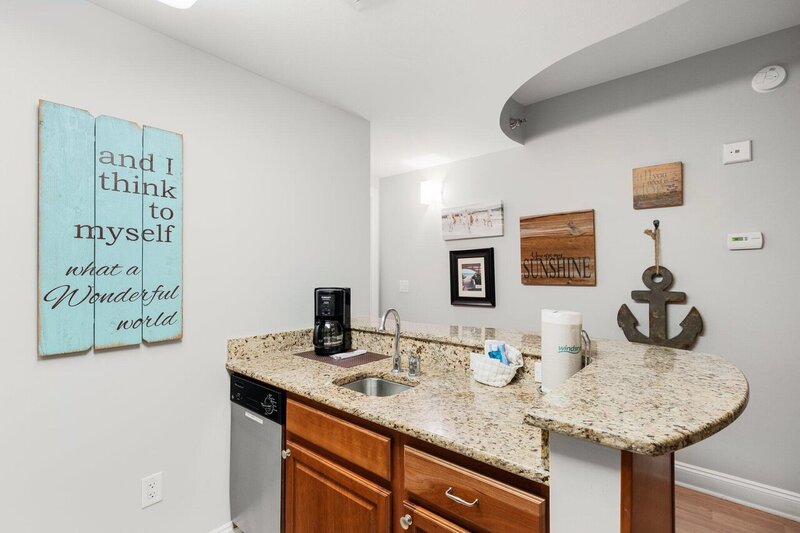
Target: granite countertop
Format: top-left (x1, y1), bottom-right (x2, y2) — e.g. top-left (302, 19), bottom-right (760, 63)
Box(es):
top-left (350, 319), bottom-right (749, 456)
top-left (227, 319), bottom-right (749, 484)
top-left (227, 325), bottom-right (550, 484)
top-left (524, 338), bottom-right (749, 455)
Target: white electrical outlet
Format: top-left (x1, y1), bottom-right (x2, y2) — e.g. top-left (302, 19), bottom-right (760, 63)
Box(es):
top-left (723, 140), bottom-right (752, 165)
top-left (141, 472), bottom-right (163, 508)
top-left (399, 280), bottom-right (410, 293)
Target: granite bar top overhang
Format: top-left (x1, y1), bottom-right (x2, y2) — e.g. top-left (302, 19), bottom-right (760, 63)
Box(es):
top-left (350, 319), bottom-right (749, 456)
top-left (346, 319), bottom-right (749, 455)
top-left (524, 338), bottom-right (749, 456)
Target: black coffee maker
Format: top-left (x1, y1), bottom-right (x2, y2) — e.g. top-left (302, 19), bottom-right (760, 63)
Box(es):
top-left (313, 288), bottom-right (351, 356)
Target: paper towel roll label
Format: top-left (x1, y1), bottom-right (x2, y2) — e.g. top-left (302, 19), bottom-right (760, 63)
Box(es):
top-left (541, 314), bottom-right (584, 393)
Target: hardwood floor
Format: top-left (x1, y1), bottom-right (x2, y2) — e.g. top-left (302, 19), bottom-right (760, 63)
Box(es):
top-left (676, 486), bottom-right (800, 533)
top-left (233, 486), bottom-right (800, 532)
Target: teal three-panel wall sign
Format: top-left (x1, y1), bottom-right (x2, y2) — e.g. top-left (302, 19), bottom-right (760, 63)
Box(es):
top-left (38, 100), bottom-right (183, 356)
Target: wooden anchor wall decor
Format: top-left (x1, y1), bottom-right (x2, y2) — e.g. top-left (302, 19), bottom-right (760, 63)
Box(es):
top-left (617, 220), bottom-right (703, 349)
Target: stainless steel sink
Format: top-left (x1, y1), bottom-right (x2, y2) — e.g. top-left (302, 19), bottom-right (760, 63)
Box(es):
top-left (340, 377), bottom-right (413, 397)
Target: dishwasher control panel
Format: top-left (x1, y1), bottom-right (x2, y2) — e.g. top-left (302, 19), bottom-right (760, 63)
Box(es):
top-left (231, 374), bottom-right (285, 425)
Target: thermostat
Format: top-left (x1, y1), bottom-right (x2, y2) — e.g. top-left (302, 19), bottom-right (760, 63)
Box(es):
top-left (727, 232), bottom-right (763, 250)
top-left (752, 65), bottom-right (787, 93)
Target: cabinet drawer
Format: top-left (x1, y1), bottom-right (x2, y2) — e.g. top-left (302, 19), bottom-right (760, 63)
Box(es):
top-left (401, 501), bottom-right (470, 533)
top-left (404, 447), bottom-right (545, 533)
top-left (286, 399), bottom-right (392, 481)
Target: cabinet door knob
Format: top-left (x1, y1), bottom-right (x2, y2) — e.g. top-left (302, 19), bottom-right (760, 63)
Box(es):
top-left (281, 449), bottom-right (291, 459)
top-left (400, 513), bottom-right (413, 530)
top-left (445, 487), bottom-right (479, 507)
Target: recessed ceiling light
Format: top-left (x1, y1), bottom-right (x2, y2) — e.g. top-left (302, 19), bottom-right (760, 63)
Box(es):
top-left (156, 0), bottom-right (199, 9)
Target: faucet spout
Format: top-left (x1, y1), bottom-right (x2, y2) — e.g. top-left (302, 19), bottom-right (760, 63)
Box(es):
top-left (379, 309), bottom-right (402, 374)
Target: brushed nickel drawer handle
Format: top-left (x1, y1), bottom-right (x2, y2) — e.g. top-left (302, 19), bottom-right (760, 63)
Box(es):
top-left (445, 487), bottom-right (479, 507)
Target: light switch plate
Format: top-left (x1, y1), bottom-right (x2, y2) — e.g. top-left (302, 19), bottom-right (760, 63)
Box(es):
top-left (727, 232), bottom-right (763, 250)
top-left (723, 140), bottom-right (752, 165)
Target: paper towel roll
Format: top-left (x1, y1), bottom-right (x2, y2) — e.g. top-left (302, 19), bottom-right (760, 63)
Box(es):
top-left (541, 309), bottom-right (583, 393)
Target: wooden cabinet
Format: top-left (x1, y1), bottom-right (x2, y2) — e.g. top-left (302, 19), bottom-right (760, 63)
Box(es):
top-left (400, 501), bottom-right (469, 533)
top-left (284, 394), bottom-right (548, 533)
top-left (284, 440), bottom-right (391, 533)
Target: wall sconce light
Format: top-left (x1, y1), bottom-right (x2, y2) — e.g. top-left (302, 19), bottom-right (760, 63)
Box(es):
top-left (420, 180), bottom-right (442, 205)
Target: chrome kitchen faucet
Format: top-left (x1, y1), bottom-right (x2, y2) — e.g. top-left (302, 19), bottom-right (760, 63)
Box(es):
top-left (378, 309), bottom-right (421, 378)
top-left (379, 308), bottom-right (403, 374)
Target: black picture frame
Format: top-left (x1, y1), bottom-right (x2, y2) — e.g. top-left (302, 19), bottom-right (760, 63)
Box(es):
top-left (449, 248), bottom-right (496, 307)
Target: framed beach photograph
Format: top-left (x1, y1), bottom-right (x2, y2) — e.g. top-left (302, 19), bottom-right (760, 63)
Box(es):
top-left (441, 201), bottom-right (504, 240)
top-left (449, 248), bottom-right (496, 307)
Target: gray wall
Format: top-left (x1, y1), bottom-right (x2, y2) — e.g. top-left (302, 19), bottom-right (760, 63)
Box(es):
top-left (0, 1), bottom-right (370, 531)
top-left (380, 26), bottom-right (800, 493)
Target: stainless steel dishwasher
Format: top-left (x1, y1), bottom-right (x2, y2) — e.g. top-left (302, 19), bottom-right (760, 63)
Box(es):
top-left (230, 373), bottom-right (285, 533)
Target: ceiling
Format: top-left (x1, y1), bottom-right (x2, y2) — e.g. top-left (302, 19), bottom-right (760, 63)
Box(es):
top-left (512, 0), bottom-right (800, 107)
top-left (88, 0), bottom-right (693, 178)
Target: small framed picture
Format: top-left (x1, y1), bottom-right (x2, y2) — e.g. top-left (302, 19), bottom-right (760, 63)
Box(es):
top-left (449, 248), bottom-right (496, 307)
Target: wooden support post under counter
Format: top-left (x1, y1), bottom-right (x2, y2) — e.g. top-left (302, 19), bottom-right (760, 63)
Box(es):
top-left (549, 434), bottom-right (674, 532)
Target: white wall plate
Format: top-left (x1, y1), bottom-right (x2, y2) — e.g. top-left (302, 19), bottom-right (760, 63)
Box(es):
top-left (723, 140), bottom-right (752, 165)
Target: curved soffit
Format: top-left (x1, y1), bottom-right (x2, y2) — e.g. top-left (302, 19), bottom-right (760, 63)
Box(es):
top-left (502, 0), bottom-right (800, 143)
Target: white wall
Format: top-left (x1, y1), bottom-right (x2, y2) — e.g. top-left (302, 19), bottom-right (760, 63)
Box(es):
top-left (380, 27), bottom-right (800, 497)
top-left (0, 1), bottom-right (369, 532)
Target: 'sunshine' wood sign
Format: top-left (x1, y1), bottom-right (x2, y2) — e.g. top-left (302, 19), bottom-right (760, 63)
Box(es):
top-left (38, 100), bottom-right (183, 356)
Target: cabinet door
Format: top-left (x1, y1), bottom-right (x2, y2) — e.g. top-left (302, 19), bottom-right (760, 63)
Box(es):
top-left (400, 502), bottom-right (470, 533)
top-left (285, 440), bottom-right (391, 533)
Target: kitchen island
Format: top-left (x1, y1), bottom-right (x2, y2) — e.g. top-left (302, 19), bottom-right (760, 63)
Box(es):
top-left (227, 319), bottom-right (748, 532)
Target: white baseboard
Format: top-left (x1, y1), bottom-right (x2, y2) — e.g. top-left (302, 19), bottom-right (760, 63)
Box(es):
top-left (208, 522), bottom-right (234, 533)
top-left (676, 461), bottom-right (800, 523)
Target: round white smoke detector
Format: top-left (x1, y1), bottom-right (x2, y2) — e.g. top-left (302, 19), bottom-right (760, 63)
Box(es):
top-left (751, 65), bottom-right (787, 93)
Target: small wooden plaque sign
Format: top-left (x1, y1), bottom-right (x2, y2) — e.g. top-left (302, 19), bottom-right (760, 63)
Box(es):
top-left (632, 162), bottom-right (683, 209)
top-left (520, 209), bottom-right (596, 286)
